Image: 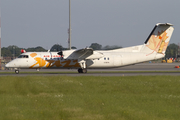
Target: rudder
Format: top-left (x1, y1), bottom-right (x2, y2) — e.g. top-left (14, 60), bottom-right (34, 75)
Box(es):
top-left (142, 23), bottom-right (174, 54)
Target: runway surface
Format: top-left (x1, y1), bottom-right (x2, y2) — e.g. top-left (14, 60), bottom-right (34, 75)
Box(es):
top-left (1, 63), bottom-right (180, 76)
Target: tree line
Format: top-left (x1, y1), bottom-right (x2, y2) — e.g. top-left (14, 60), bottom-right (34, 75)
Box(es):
top-left (1, 43), bottom-right (179, 59)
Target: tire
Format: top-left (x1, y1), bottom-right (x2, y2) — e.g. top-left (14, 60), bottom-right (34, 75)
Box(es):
top-left (78, 68), bottom-right (83, 73)
top-left (82, 69), bottom-right (87, 73)
top-left (78, 68), bottom-right (87, 73)
top-left (15, 70), bottom-right (19, 74)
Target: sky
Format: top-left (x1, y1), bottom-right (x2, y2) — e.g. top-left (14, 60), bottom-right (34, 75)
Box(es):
top-left (1, 0), bottom-right (180, 49)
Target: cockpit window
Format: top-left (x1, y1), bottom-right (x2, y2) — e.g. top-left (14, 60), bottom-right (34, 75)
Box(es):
top-left (18, 55), bottom-right (29, 58)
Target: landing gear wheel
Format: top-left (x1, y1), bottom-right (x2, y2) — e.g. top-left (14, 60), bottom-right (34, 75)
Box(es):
top-left (15, 70), bottom-right (19, 74)
top-left (78, 68), bottom-right (87, 73)
top-left (78, 68), bottom-right (83, 73)
top-left (82, 69), bottom-right (87, 73)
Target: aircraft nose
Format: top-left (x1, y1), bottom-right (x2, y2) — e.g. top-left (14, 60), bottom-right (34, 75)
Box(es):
top-left (5, 63), bottom-right (10, 68)
top-left (5, 62), bottom-right (14, 68)
top-left (5, 60), bottom-right (17, 68)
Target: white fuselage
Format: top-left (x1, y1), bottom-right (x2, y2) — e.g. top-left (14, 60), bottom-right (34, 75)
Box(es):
top-left (5, 48), bottom-right (164, 69)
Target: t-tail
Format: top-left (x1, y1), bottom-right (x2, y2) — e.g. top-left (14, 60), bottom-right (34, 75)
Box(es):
top-left (141, 23), bottom-right (174, 55)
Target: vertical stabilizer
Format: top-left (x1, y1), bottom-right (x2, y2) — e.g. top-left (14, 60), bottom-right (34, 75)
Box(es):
top-left (142, 23), bottom-right (174, 55)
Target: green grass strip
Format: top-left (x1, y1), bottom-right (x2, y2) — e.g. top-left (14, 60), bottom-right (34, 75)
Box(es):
top-left (0, 76), bottom-right (180, 120)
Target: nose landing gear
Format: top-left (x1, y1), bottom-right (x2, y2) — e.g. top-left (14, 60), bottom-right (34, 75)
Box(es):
top-left (15, 70), bottom-right (19, 74)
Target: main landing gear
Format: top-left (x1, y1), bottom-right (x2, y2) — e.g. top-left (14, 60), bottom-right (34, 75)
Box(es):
top-left (78, 68), bottom-right (87, 73)
top-left (78, 60), bottom-right (87, 73)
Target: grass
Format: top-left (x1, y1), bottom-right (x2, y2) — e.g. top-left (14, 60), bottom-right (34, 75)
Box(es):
top-left (0, 76), bottom-right (180, 120)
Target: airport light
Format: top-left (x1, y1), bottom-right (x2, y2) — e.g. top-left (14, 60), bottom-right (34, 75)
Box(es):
top-left (0, 2), bottom-right (1, 69)
top-left (68, 0), bottom-right (71, 50)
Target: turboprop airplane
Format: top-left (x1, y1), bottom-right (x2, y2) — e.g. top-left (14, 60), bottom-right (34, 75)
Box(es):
top-left (5, 23), bottom-right (174, 74)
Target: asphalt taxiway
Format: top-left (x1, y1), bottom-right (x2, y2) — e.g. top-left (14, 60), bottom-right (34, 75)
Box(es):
top-left (1, 63), bottom-right (180, 76)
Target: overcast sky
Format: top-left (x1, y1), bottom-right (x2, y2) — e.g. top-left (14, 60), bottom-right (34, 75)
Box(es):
top-left (1, 0), bottom-right (180, 49)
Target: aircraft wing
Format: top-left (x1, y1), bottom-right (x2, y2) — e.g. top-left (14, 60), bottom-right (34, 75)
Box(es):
top-left (66, 48), bottom-right (104, 60)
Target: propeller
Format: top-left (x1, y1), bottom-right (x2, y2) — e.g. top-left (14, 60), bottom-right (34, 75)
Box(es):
top-left (57, 51), bottom-right (63, 58)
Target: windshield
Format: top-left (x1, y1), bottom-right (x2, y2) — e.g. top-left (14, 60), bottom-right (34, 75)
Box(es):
top-left (18, 55), bottom-right (29, 58)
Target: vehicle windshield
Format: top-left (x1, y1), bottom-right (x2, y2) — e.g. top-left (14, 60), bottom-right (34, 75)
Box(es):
top-left (18, 55), bottom-right (29, 58)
